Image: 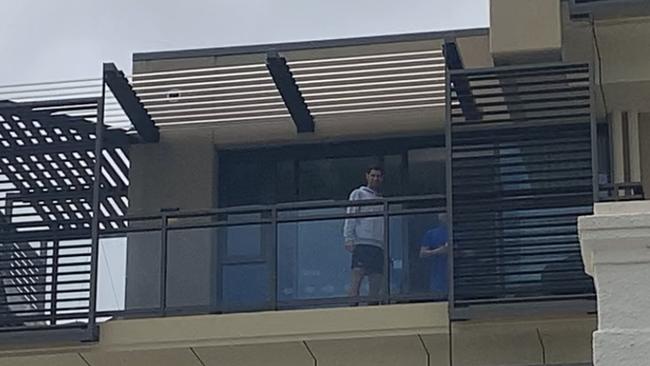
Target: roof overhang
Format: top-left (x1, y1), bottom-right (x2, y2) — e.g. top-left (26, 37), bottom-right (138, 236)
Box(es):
top-left (131, 28), bottom-right (490, 138)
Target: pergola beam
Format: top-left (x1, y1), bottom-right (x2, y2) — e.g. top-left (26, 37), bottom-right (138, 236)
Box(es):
top-left (266, 53), bottom-right (315, 133)
top-left (103, 63), bottom-right (160, 142)
top-left (443, 42), bottom-right (481, 121)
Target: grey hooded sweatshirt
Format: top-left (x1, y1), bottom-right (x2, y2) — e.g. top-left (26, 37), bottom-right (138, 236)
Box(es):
top-left (343, 186), bottom-right (384, 248)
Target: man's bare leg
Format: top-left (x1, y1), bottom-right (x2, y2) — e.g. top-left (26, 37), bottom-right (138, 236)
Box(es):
top-left (368, 273), bottom-right (383, 304)
top-left (349, 267), bottom-right (365, 305)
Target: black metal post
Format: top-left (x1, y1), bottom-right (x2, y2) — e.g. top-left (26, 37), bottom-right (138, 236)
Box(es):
top-left (49, 240), bottom-right (60, 326)
top-left (445, 60), bottom-right (455, 318)
top-left (159, 214), bottom-right (169, 315)
top-left (589, 62), bottom-right (600, 203)
top-left (87, 87), bottom-right (106, 341)
top-left (443, 41), bottom-right (457, 366)
top-left (383, 201), bottom-right (390, 304)
top-left (270, 207), bottom-right (278, 310)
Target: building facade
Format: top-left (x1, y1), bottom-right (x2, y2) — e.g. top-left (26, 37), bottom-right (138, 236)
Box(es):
top-left (0, 0), bottom-right (649, 365)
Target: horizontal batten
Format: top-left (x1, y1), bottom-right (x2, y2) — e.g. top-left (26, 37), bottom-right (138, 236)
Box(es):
top-left (0, 78), bottom-right (101, 90)
top-left (312, 102), bottom-right (442, 116)
top-left (134, 83), bottom-right (278, 97)
top-left (131, 70), bottom-right (270, 85)
top-left (300, 78), bottom-right (445, 91)
top-left (295, 65), bottom-right (444, 81)
top-left (147, 101), bottom-right (286, 115)
top-left (143, 95), bottom-right (282, 109)
top-left (302, 84), bottom-right (441, 98)
top-left (137, 89), bottom-right (279, 102)
top-left (132, 77), bottom-right (273, 91)
top-left (0, 84), bottom-right (101, 96)
top-left (296, 70), bottom-right (445, 86)
top-left (290, 57), bottom-right (444, 72)
top-left (151, 107), bottom-right (289, 120)
top-left (0, 91), bottom-right (102, 101)
top-left (132, 63), bottom-right (267, 78)
top-left (156, 113), bottom-right (291, 126)
top-left (307, 90), bottom-right (444, 104)
top-left (309, 96), bottom-right (445, 110)
top-left (287, 50), bottom-right (443, 65)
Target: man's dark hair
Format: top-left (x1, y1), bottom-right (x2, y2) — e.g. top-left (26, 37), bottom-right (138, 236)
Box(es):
top-left (366, 165), bottom-right (384, 175)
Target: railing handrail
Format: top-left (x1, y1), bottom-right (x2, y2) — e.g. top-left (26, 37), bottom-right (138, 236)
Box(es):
top-left (120, 193), bottom-right (446, 222)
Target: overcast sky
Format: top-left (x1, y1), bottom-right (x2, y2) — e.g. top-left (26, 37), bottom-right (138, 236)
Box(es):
top-left (0, 0), bottom-right (488, 84)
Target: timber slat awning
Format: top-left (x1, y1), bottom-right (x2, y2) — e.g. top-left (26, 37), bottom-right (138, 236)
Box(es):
top-left (129, 30), bottom-right (492, 133)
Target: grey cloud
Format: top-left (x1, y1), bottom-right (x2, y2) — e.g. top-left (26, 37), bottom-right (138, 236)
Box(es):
top-left (0, 0), bottom-right (488, 83)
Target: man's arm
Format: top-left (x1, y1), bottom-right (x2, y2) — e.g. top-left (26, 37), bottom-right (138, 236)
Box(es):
top-left (343, 190), bottom-right (360, 252)
top-left (419, 243), bottom-right (449, 258)
top-left (419, 227), bottom-right (449, 258)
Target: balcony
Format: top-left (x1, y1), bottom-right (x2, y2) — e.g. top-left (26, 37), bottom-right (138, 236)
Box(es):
top-left (96, 195), bottom-right (446, 316)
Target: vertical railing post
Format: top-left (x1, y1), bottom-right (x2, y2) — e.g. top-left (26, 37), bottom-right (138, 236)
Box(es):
top-left (443, 42), bottom-right (457, 366)
top-left (270, 207), bottom-right (278, 310)
top-left (443, 52), bottom-right (455, 316)
top-left (590, 62), bottom-right (600, 203)
top-left (87, 75), bottom-right (106, 340)
top-left (159, 213), bottom-right (169, 315)
top-left (383, 200), bottom-right (390, 305)
top-left (49, 240), bottom-right (59, 326)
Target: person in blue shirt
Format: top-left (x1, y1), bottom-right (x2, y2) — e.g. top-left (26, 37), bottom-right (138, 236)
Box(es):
top-left (419, 213), bottom-right (449, 299)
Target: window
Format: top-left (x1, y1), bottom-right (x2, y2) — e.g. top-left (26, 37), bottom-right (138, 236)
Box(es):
top-left (218, 136), bottom-right (445, 207)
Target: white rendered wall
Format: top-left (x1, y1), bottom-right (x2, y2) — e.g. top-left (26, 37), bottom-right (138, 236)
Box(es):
top-left (579, 201), bottom-right (650, 366)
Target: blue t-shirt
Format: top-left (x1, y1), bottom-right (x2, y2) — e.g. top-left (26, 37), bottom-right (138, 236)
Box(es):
top-left (420, 226), bottom-right (448, 295)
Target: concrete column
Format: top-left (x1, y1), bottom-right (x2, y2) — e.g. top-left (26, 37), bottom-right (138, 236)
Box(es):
top-left (611, 110), bottom-right (625, 184)
top-left (628, 111), bottom-right (641, 183)
top-left (579, 201), bottom-right (650, 366)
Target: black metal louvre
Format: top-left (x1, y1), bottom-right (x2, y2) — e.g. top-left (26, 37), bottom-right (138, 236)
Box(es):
top-left (570, 0), bottom-right (650, 19)
top-left (448, 63), bottom-right (597, 309)
top-left (0, 95), bottom-right (130, 337)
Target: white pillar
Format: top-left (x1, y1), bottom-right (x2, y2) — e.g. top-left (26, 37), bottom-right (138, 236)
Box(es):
top-left (628, 111), bottom-right (641, 183)
top-left (579, 201), bottom-right (650, 366)
top-left (611, 111), bottom-right (625, 184)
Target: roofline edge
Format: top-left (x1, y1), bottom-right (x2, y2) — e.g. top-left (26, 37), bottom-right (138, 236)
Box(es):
top-left (132, 27), bottom-right (490, 62)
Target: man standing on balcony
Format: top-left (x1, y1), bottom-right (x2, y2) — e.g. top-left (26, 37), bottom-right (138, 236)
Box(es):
top-left (344, 166), bottom-right (385, 302)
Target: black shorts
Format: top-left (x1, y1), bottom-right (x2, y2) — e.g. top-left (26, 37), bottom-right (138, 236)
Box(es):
top-left (351, 244), bottom-right (384, 274)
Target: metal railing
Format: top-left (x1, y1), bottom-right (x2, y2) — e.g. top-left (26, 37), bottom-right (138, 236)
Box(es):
top-left (600, 182), bottom-right (645, 201)
top-left (96, 194), bottom-right (446, 317)
top-left (0, 70), bottom-right (134, 340)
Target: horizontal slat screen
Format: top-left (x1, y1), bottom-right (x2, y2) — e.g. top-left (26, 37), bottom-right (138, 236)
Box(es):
top-left (449, 63), bottom-right (596, 307)
top-left (0, 97), bottom-right (130, 335)
top-left (570, 0), bottom-right (650, 18)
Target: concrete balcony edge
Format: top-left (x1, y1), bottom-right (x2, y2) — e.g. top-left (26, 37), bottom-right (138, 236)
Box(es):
top-left (0, 302), bottom-right (448, 357)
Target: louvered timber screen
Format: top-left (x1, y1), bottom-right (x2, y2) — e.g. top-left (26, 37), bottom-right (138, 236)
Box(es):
top-left (448, 63), bottom-right (597, 308)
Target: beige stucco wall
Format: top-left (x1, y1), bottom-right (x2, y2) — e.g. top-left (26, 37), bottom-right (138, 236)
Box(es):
top-left (563, 15), bottom-right (650, 114)
top-left (125, 130), bottom-right (217, 310)
top-left (0, 303), bottom-right (595, 366)
top-left (587, 19), bottom-right (650, 85)
top-left (490, 0), bottom-right (562, 63)
top-left (452, 317), bottom-right (595, 366)
top-left (128, 130), bottom-right (216, 213)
